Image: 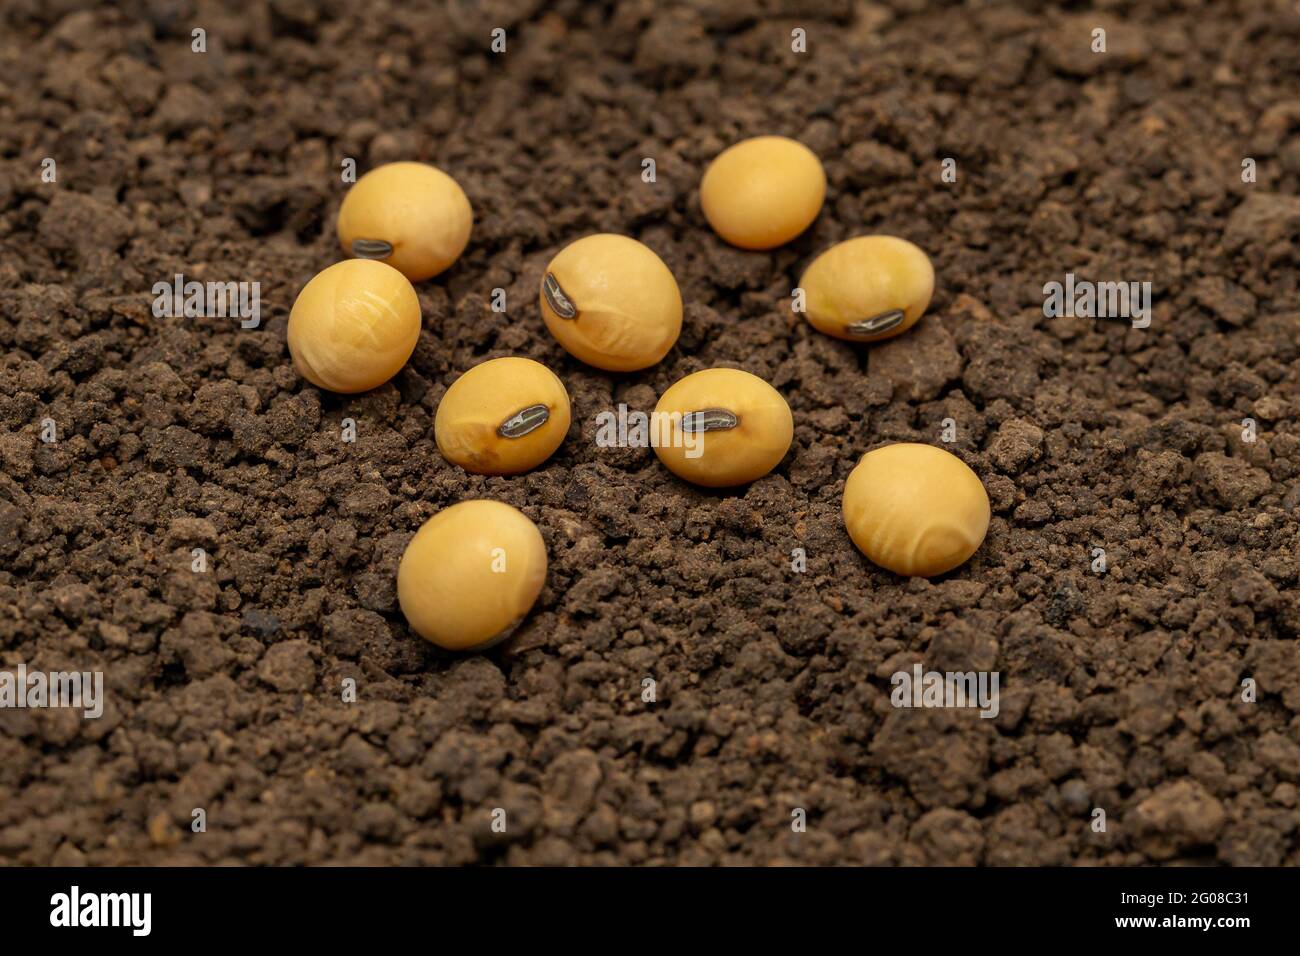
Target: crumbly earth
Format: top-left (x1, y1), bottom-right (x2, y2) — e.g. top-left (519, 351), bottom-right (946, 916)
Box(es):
top-left (1, 1), bottom-right (1299, 866)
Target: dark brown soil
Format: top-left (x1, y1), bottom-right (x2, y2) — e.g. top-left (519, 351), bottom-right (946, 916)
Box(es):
top-left (2, 0), bottom-right (1300, 866)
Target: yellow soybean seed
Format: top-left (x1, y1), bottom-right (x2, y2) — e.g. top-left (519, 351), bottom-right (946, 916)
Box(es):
top-left (540, 234), bottom-right (682, 372)
top-left (287, 259), bottom-right (421, 394)
top-left (700, 136), bottom-right (826, 250)
top-left (337, 161), bottom-right (473, 282)
top-left (842, 443), bottom-right (989, 578)
top-left (435, 357), bottom-right (571, 475)
top-left (397, 500), bottom-right (547, 652)
top-left (799, 235), bottom-right (934, 342)
top-left (653, 368), bottom-right (793, 488)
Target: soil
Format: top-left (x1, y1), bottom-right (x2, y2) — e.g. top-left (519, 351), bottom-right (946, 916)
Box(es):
top-left (2, 0), bottom-right (1300, 866)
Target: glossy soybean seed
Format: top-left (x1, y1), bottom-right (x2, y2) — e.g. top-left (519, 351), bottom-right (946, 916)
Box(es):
top-left (540, 234), bottom-right (682, 372)
top-left (842, 443), bottom-right (989, 578)
top-left (337, 161), bottom-right (473, 282)
top-left (700, 136), bottom-right (826, 250)
top-left (287, 259), bottom-right (421, 394)
top-left (653, 368), bottom-right (793, 488)
top-left (435, 357), bottom-right (571, 475)
top-left (397, 500), bottom-right (547, 652)
top-left (799, 235), bottom-right (934, 343)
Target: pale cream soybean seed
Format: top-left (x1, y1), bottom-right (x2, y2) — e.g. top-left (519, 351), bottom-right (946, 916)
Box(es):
top-left (799, 235), bottom-right (935, 343)
top-left (700, 136), bottom-right (826, 250)
top-left (842, 443), bottom-right (990, 578)
top-left (539, 234), bottom-right (682, 372)
top-left (397, 500), bottom-right (547, 652)
top-left (435, 357), bottom-right (571, 475)
top-left (337, 161), bottom-right (473, 282)
top-left (653, 368), bottom-right (793, 487)
top-left (286, 259), bottom-right (421, 394)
